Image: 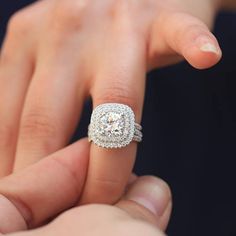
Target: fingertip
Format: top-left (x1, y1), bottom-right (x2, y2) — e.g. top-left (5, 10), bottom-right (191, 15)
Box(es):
top-left (58, 137), bottom-right (90, 162)
top-left (70, 137), bottom-right (90, 156)
top-left (123, 176), bottom-right (172, 221)
top-left (182, 36), bottom-right (222, 69)
top-left (163, 12), bottom-right (222, 69)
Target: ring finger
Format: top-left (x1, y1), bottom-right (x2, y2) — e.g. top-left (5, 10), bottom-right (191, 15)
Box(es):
top-left (79, 24), bottom-right (146, 204)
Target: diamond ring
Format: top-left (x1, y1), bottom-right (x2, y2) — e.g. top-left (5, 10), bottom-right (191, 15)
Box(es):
top-left (88, 103), bottom-right (142, 148)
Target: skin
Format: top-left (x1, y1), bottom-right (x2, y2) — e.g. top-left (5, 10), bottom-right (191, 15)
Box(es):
top-left (0, 139), bottom-right (171, 235)
top-left (222, 0), bottom-right (236, 9)
top-left (0, 0), bottom-right (222, 205)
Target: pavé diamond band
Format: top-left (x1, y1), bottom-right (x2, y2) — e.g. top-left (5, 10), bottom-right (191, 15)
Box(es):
top-left (88, 103), bottom-right (142, 148)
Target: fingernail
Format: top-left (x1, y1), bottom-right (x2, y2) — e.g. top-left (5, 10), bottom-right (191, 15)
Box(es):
top-left (0, 194), bottom-right (27, 233)
top-left (200, 42), bottom-right (219, 54)
top-left (125, 176), bottom-right (171, 217)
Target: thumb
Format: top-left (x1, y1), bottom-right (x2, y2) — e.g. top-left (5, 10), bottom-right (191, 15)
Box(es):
top-left (116, 175), bottom-right (172, 231)
top-left (6, 176), bottom-right (172, 236)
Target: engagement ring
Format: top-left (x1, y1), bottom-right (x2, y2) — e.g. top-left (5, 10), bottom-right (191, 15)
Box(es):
top-left (88, 103), bottom-right (142, 148)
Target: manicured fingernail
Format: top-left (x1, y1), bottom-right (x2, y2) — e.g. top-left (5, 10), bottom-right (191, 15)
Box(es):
top-left (125, 176), bottom-right (171, 217)
top-left (200, 42), bottom-right (219, 54)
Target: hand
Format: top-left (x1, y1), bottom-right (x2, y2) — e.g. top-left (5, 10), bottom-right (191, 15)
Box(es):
top-left (0, 139), bottom-right (171, 235)
top-left (0, 0), bottom-right (221, 204)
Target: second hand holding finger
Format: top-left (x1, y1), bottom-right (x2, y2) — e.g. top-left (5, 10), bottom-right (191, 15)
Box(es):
top-left (0, 139), bottom-right (89, 233)
top-left (7, 176), bottom-right (172, 236)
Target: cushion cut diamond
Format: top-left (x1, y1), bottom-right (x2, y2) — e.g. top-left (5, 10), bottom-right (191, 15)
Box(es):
top-left (99, 112), bottom-right (125, 137)
top-left (88, 103), bottom-right (135, 148)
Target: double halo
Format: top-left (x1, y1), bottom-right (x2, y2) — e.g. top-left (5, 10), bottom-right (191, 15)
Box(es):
top-left (88, 103), bottom-right (142, 148)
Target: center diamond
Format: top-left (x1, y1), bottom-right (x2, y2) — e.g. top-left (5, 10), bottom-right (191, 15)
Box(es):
top-left (99, 112), bottom-right (125, 137)
top-left (89, 103), bottom-right (135, 148)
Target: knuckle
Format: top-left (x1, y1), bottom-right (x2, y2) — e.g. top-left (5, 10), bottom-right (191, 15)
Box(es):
top-left (53, 0), bottom-right (89, 30)
top-left (110, 0), bottom-right (131, 18)
top-left (7, 10), bottom-right (31, 37)
top-left (94, 84), bottom-right (140, 116)
top-left (109, 0), bottom-right (135, 30)
top-left (20, 110), bottom-right (58, 140)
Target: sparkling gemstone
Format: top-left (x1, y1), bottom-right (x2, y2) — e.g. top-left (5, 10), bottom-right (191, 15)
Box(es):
top-left (89, 103), bottom-right (137, 148)
top-left (98, 112), bottom-right (125, 137)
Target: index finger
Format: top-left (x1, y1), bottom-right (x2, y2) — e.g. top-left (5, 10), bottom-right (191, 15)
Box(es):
top-left (0, 138), bottom-right (89, 233)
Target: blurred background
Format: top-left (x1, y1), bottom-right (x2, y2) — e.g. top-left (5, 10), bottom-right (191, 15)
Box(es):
top-left (1, 1), bottom-right (236, 235)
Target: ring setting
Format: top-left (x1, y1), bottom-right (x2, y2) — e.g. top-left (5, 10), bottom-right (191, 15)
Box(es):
top-left (88, 103), bottom-right (142, 148)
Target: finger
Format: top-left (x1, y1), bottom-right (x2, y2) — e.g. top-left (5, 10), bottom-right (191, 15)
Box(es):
top-left (14, 41), bottom-right (87, 170)
top-left (0, 138), bottom-right (89, 233)
top-left (128, 173), bottom-right (138, 185)
top-left (117, 176), bottom-right (172, 231)
top-left (80, 23), bottom-right (146, 204)
top-left (11, 176), bottom-right (171, 236)
top-left (0, 195), bottom-right (27, 233)
top-left (0, 17), bottom-right (34, 177)
top-left (151, 12), bottom-right (222, 69)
